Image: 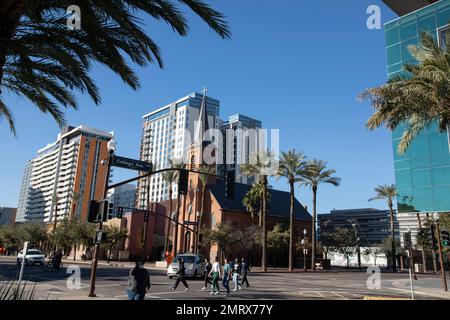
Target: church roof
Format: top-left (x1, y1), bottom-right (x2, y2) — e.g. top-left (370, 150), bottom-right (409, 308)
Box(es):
top-left (209, 179), bottom-right (312, 221)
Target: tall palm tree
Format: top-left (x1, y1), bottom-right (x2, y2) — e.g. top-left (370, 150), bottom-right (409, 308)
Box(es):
top-left (301, 159), bottom-right (341, 271)
top-left (0, 1), bottom-right (230, 134)
top-left (51, 194), bottom-right (60, 233)
top-left (161, 161), bottom-right (178, 259)
top-left (242, 150), bottom-right (277, 272)
top-left (197, 165), bottom-right (215, 251)
top-left (361, 31), bottom-right (450, 154)
top-left (243, 181), bottom-right (272, 226)
top-left (277, 149), bottom-right (307, 272)
top-left (369, 184), bottom-right (398, 272)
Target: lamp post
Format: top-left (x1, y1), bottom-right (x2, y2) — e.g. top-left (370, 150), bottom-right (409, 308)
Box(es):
top-left (88, 138), bottom-right (116, 298)
top-left (303, 229), bottom-right (307, 272)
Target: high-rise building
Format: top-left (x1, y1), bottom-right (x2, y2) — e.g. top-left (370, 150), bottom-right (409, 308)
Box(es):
top-left (383, 0), bottom-right (450, 215)
top-left (107, 184), bottom-right (137, 211)
top-left (318, 208), bottom-right (399, 247)
top-left (137, 92), bottom-right (220, 207)
top-left (0, 207), bottom-right (17, 226)
top-left (220, 114), bottom-right (263, 185)
top-left (16, 160), bottom-right (33, 223)
top-left (19, 125), bottom-right (113, 223)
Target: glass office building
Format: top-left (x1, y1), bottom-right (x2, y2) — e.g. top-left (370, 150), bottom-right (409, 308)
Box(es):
top-left (384, 0), bottom-right (450, 213)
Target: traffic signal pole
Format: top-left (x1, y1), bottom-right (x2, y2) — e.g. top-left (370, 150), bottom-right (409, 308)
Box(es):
top-left (88, 149), bottom-right (113, 298)
top-left (435, 222), bottom-right (448, 292)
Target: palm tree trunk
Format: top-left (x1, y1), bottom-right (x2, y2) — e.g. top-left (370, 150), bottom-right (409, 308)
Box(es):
top-left (73, 244), bottom-right (77, 261)
top-left (163, 188), bottom-right (173, 259)
top-left (389, 203), bottom-right (397, 272)
top-left (289, 181), bottom-right (295, 272)
top-left (416, 213), bottom-right (427, 272)
top-left (262, 176), bottom-right (268, 272)
top-left (311, 186), bottom-right (317, 271)
top-left (197, 185), bottom-right (207, 253)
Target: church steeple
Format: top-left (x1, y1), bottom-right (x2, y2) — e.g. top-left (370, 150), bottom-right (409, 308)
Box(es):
top-left (194, 87), bottom-right (209, 147)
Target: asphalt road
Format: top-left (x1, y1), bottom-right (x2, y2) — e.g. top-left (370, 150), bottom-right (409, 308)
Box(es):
top-left (1, 256), bottom-right (449, 300)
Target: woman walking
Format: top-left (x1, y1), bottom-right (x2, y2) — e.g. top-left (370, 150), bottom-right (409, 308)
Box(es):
top-left (209, 256), bottom-right (221, 295)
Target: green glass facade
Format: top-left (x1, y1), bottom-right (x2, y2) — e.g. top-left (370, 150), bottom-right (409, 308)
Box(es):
top-left (385, 0), bottom-right (450, 213)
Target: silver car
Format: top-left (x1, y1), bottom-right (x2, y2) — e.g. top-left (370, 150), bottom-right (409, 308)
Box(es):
top-left (17, 249), bottom-right (45, 266)
top-left (167, 254), bottom-right (206, 279)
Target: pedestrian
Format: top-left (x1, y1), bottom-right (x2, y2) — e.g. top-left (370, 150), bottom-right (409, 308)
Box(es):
top-left (53, 249), bottom-right (63, 270)
top-left (172, 258), bottom-right (189, 291)
top-left (209, 256), bottom-right (221, 295)
top-left (202, 257), bottom-right (212, 291)
top-left (222, 258), bottom-right (232, 297)
top-left (241, 258), bottom-right (251, 288)
top-left (127, 259), bottom-right (151, 301)
top-left (232, 258), bottom-right (242, 291)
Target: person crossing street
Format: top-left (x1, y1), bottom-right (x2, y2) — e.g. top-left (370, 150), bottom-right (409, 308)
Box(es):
top-left (232, 258), bottom-right (242, 291)
top-left (241, 258), bottom-right (251, 288)
top-left (209, 257), bottom-right (221, 295)
top-left (202, 257), bottom-right (213, 291)
top-left (171, 258), bottom-right (189, 292)
top-left (222, 258), bottom-right (232, 297)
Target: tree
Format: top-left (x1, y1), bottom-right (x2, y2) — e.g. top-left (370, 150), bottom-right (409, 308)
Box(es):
top-left (369, 184), bottom-right (398, 272)
top-left (277, 149), bottom-right (307, 271)
top-left (242, 181), bottom-right (272, 226)
top-left (267, 223), bottom-right (290, 267)
top-left (380, 237), bottom-right (405, 269)
top-left (161, 159), bottom-right (180, 258)
top-left (0, 1), bottom-right (230, 134)
top-left (69, 217), bottom-right (95, 261)
top-left (70, 191), bottom-right (81, 219)
top-left (329, 228), bottom-right (357, 268)
top-left (300, 159), bottom-right (341, 271)
top-left (203, 222), bottom-right (242, 261)
top-left (242, 150), bottom-right (278, 272)
top-left (50, 218), bottom-right (76, 253)
top-left (361, 31), bottom-right (450, 154)
top-left (101, 225), bottom-right (128, 263)
top-left (197, 165), bottom-right (215, 251)
top-left (16, 223), bottom-right (48, 248)
top-left (51, 194), bottom-right (60, 232)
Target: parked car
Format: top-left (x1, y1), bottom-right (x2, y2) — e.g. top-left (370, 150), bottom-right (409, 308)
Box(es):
top-left (167, 254), bottom-right (206, 279)
top-left (17, 249), bottom-right (45, 266)
top-left (0, 247), bottom-right (6, 255)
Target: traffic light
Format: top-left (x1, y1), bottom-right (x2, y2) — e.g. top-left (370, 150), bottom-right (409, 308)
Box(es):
top-left (178, 169), bottom-right (189, 195)
top-left (88, 200), bottom-right (100, 223)
top-left (431, 224), bottom-right (438, 251)
top-left (403, 232), bottom-right (412, 249)
top-left (225, 171), bottom-right (235, 200)
top-left (117, 207), bottom-right (124, 219)
top-left (100, 200), bottom-right (114, 222)
top-left (144, 211), bottom-right (149, 222)
top-left (442, 230), bottom-right (450, 247)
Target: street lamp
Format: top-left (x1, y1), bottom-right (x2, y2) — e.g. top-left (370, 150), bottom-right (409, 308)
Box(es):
top-left (303, 229), bottom-right (307, 272)
top-left (88, 138), bottom-right (116, 298)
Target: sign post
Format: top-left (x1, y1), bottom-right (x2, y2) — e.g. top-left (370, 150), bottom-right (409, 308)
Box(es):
top-left (111, 156), bottom-right (153, 173)
top-left (17, 241), bottom-right (29, 296)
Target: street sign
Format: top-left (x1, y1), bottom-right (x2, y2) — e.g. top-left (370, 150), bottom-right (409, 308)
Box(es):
top-left (111, 156), bottom-right (153, 173)
top-left (184, 221), bottom-right (198, 226)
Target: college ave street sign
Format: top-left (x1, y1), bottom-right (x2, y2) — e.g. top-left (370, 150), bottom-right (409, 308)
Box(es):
top-left (184, 221), bottom-right (198, 226)
top-left (112, 156), bottom-right (153, 173)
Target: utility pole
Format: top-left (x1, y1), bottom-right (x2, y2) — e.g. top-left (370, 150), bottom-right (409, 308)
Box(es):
top-left (435, 221), bottom-right (448, 292)
top-left (141, 181), bottom-right (150, 261)
top-left (88, 139), bottom-right (116, 298)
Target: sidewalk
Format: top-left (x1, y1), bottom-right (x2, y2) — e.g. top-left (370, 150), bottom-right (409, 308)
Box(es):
top-left (61, 258), bottom-right (162, 270)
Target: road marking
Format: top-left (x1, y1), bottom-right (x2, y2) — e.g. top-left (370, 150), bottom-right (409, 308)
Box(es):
top-left (331, 291), bottom-right (349, 300)
top-left (314, 291), bottom-right (325, 298)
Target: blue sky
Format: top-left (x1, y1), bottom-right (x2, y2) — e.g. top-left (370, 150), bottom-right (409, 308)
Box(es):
top-left (0, 0), bottom-right (398, 214)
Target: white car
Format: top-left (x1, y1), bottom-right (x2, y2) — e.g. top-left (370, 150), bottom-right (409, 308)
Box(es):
top-left (17, 249), bottom-right (45, 266)
top-left (167, 254), bottom-right (206, 279)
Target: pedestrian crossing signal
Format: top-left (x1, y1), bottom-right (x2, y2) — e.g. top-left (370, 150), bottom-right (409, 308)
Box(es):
top-left (442, 230), bottom-right (450, 247)
top-left (178, 169), bottom-right (189, 195)
top-left (88, 200), bottom-right (100, 223)
top-left (117, 207), bottom-right (124, 219)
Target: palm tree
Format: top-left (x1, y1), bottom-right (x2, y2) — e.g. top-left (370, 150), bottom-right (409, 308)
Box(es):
top-left (361, 31), bottom-right (450, 154)
top-left (51, 194), bottom-right (60, 233)
top-left (242, 150), bottom-right (277, 272)
top-left (277, 150), bottom-right (307, 272)
top-left (301, 159), bottom-right (341, 271)
top-left (243, 184), bottom-right (260, 224)
top-left (197, 165), bottom-right (215, 251)
top-left (0, 1), bottom-right (230, 134)
top-left (369, 184), bottom-right (398, 272)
